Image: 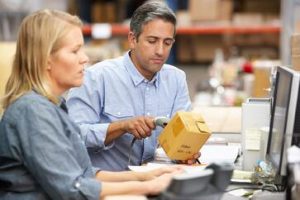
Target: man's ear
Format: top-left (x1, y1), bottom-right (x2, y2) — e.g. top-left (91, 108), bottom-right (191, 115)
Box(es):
top-left (128, 31), bottom-right (136, 49)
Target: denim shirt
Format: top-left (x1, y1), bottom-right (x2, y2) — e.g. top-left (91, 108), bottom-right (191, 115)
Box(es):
top-left (67, 51), bottom-right (191, 171)
top-left (0, 91), bottom-right (101, 200)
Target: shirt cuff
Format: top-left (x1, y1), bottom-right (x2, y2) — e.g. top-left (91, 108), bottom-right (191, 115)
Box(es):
top-left (80, 123), bottom-right (115, 150)
top-left (74, 177), bottom-right (101, 200)
top-left (92, 167), bottom-right (101, 176)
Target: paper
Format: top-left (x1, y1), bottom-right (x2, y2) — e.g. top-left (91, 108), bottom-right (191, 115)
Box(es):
top-left (199, 145), bottom-right (240, 164)
top-left (128, 162), bottom-right (206, 174)
top-left (244, 129), bottom-right (261, 150)
top-left (155, 145), bottom-right (239, 165)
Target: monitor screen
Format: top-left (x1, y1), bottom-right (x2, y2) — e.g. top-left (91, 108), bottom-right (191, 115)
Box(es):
top-left (267, 66), bottom-right (293, 175)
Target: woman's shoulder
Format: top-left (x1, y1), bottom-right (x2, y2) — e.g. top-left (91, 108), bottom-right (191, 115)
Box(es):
top-left (2, 91), bottom-right (56, 122)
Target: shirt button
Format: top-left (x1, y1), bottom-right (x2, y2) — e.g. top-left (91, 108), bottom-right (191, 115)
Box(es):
top-left (147, 112), bottom-right (150, 116)
top-left (75, 182), bottom-right (81, 188)
top-left (117, 112), bottom-right (121, 115)
top-left (166, 114), bottom-right (170, 118)
top-left (146, 87), bottom-right (149, 91)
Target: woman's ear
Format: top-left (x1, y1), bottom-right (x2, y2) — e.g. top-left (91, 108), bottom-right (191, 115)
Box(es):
top-left (47, 57), bottom-right (52, 70)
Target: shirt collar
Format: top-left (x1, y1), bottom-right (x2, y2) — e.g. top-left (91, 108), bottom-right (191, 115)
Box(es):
top-left (32, 89), bottom-right (68, 113)
top-left (58, 97), bottom-right (68, 113)
top-left (124, 51), bottom-right (159, 88)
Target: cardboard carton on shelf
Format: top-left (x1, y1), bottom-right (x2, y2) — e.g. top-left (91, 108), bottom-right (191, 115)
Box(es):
top-left (176, 35), bottom-right (194, 63)
top-left (231, 34), bottom-right (279, 46)
top-left (189, 0), bottom-right (219, 21)
top-left (243, 0), bottom-right (280, 13)
top-left (291, 34), bottom-right (300, 71)
top-left (91, 2), bottom-right (117, 23)
top-left (232, 13), bottom-right (264, 26)
top-left (189, 0), bottom-right (233, 22)
top-left (194, 35), bottom-right (224, 62)
top-left (219, 0), bottom-right (233, 21)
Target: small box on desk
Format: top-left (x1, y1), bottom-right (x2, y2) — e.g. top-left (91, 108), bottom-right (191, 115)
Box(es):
top-left (158, 112), bottom-right (211, 161)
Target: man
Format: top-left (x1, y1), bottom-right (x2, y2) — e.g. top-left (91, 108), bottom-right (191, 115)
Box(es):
top-left (67, 1), bottom-right (192, 171)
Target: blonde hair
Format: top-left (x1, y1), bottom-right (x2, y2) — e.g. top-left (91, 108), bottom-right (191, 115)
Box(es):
top-left (1, 9), bottom-right (83, 110)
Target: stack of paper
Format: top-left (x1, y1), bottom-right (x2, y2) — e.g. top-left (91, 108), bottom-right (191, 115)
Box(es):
top-left (199, 145), bottom-right (240, 164)
top-left (155, 145), bottom-right (240, 165)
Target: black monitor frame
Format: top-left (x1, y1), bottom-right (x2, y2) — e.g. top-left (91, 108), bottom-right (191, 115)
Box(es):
top-left (266, 66), bottom-right (300, 189)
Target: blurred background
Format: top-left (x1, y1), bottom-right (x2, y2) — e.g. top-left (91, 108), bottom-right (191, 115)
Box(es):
top-left (1, 0), bottom-right (299, 109)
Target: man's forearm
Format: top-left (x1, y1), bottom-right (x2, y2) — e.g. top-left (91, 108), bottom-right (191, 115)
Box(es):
top-left (104, 121), bottom-right (126, 145)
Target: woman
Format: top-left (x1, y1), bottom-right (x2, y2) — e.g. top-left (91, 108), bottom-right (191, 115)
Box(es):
top-left (0, 9), bottom-right (181, 200)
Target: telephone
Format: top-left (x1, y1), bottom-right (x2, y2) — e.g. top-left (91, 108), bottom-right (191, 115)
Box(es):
top-left (152, 163), bottom-right (233, 200)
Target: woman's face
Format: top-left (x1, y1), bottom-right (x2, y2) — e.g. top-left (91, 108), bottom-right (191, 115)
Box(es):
top-left (47, 26), bottom-right (88, 95)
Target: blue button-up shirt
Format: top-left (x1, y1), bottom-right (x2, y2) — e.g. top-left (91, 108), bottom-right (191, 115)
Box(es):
top-left (0, 91), bottom-right (101, 200)
top-left (67, 51), bottom-right (191, 171)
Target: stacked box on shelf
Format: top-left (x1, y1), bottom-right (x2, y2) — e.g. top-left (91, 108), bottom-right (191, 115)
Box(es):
top-left (291, 34), bottom-right (300, 71)
top-left (176, 35), bottom-right (224, 63)
top-left (91, 2), bottom-right (117, 23)
top-left (242, 0), bottom-right (280, 14)
top-left (189, 0), bottom-right (233, 21)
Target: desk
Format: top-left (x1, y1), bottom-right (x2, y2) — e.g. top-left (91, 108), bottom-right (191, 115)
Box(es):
top-left (105, 106), bottom-right (283, 199)
top-left (104, 193), bottom-right (247, 200)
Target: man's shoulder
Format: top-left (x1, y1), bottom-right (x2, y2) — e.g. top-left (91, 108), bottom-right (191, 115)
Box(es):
top-left (86, 56), bottom-right (124, 73)
top-left (161, 64), bottom-right (186, 76)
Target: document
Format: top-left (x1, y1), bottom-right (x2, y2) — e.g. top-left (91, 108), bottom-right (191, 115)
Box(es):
top-left (199, 145), bottom-right (240, 164)
top-left (129, 162), bottom-right (206, 173)
top-left (129, 145), bottom-right (240, 172)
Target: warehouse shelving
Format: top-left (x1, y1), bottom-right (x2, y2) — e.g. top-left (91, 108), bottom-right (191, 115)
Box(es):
top-left (82, 23), bottom-right (281, 37)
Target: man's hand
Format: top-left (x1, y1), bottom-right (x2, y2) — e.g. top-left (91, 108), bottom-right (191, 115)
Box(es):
top-left (122, 116), bottom-right (156, 139)
top-left (176, 152), bottom-right (201, 165)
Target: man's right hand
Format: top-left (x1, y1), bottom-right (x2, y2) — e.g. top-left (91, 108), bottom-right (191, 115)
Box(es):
top-left (122, 116), bottom-right (155, 139)
top-left (105, 116), bottom-right (156, 145)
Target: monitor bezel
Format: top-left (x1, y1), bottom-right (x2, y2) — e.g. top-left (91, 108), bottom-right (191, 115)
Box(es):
top-left (266, 66), bottom-right (300, 178)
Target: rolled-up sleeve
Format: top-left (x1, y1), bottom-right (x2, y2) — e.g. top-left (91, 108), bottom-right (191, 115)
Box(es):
top-left (18, 102), bottom-right (102, 200)
top-left (67, 69), bottom-right (113, 150)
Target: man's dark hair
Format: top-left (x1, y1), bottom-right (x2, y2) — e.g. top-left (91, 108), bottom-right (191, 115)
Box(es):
top-left (130, 1), bottom-right (176, 39)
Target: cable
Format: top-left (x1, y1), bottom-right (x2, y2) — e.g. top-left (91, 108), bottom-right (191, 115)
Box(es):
top-left (127, 137), bottom-right (136, 166)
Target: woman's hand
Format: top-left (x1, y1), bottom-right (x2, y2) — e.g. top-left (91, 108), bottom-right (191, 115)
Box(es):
top-left (142, 165), bottom-right (184, 181)
top-left (144, 173), bottom-right (174, 195)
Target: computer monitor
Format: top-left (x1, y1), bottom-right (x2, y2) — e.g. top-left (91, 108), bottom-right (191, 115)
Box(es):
top-left (266, 66), bottom-right (300, 187)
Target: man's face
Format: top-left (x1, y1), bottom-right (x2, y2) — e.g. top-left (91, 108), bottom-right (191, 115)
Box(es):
top-left (129, 19), bottom-right (175, 80)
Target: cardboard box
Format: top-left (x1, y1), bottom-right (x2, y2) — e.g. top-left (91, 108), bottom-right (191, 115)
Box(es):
top-left (291, 34), bottom-right (300, 71)
top-left (176, 35), bottom-right (194, 63)
top-left (91, 2), bottom-right (116, 23)
top-left (189, 0), bottom-right (219, 21)
top-left (189, 0), bottom-right (233, 21)
top-left (243, 0), bottom-right (280, 13)
top-left (194, 35), bottom-right (224, 62)
top-left (158, 111), bottom-right (211, 160)
top-left (232, 13), bottom-right (264, 26)
top-left (219, 0), bottom-right (233, 21)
